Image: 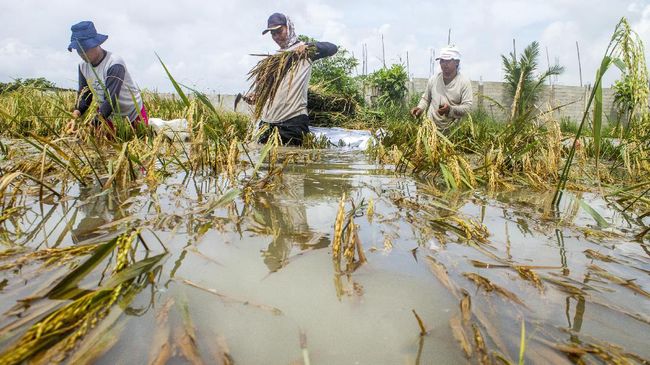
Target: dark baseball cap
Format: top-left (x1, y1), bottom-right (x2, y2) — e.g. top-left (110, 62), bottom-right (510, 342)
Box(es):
top-left (262, 13), bottom-right (287, 35)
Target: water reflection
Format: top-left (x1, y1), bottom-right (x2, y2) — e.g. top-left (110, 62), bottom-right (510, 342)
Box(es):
top-left (556, 229), bottom-right (570, 276)
top-left (70, 185), bottom-right (142, 243)
top-left (70, 186), bottom-right (116, 242)
top-left (566, 294), bottom-right (586, 344)
top-left (254, 173), bottom-right (343, 272)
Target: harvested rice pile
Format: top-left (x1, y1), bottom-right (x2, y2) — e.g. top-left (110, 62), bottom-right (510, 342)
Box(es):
top-left (307, 83), bottom-right (358, 127)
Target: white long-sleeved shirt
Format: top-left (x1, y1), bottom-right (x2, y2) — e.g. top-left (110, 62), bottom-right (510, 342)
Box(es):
top-left (416, 72), bottom-right (473, 130)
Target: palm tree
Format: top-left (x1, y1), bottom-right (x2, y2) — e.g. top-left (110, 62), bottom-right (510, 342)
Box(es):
top-left (501, 41), bottom-right (564, 121)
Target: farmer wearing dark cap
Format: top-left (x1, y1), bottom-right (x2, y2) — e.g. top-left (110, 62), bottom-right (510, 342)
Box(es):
top-left (249, 13), bottom-right (338, 146)
top-left (67, 21), bottom-right (147, 133)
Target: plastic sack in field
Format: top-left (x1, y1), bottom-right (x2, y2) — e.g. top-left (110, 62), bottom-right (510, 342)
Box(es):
top-left (149, 118), bottom-right (189, 140)
top-left (310, 127), bottom-right (375, 150)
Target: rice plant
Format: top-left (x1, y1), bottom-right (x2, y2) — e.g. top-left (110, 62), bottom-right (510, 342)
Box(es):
top-left (553, 17), bottom-right (650, 208)
top-left (331, 194), bottom-right (367, 273)
top-left (0, 231), bottom-right (167, 364)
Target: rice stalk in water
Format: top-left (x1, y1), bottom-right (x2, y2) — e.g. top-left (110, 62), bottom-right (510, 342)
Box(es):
top-left (331, 193), bottom-right (346, 272)
top-left (0, 231), bottom-right (140, 365)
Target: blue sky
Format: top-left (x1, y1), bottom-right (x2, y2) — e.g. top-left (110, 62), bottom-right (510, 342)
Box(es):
top-left (1, 0), bottom-right (649, 93)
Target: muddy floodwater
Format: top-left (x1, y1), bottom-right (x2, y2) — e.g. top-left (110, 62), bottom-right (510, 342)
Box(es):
top-left (1, 148), bottom-right (649, 364)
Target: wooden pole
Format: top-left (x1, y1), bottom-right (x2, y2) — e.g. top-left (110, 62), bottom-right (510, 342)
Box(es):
top-left (364, 43), bottom-right (368, 75)
top-left (362, 44), bottom-right (366, 76)
top-left (406, 51), bottom-right (410, 80)
top-left (432, 50), bottom-right (436, 76)
top-left (576, 41), bottom-right (583, 87)
top-left (546, 46), bottom-right (552, 86)
top-left (381, 34), bottom-right (386, 68)
top-left (362, 43), bottom-right (367, 76)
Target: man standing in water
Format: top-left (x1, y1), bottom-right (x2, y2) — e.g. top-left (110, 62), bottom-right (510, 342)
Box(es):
top-left (249, 13), bottom-right (338, 146)
top-left (411, 45), bottom-right (473, 132)
top-left (67, 21), bottom-right (147, 132)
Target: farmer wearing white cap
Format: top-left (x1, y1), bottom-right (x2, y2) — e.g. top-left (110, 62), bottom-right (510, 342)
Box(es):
top-left (411, 45), bottom-right (472, 132)
top-left (247, 13), bottom-right (338, 146)
top-left (67, 21), bottom-right (147, 133)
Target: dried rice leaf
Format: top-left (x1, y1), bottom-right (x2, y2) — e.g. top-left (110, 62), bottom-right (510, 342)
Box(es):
top-left (463, 272), bottom-right (527, 307)
top-left (584, 249), bottom-right (618, 263)
top-left (450, 314), bottom-right (473, 358)
top-left (426, 255), bottom-right (458, 297)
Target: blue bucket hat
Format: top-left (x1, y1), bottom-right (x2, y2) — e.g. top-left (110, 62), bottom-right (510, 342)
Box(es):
top-left (68, 21), bottom-right (108, 52)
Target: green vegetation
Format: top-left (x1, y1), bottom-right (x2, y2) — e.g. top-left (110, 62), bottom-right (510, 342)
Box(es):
top-left (299, 35), bottom-right (362, 103)
top-left (0, 77), bottom-right (58, 94)
top-left (367, 64), bottom-right (409, 107)
top-left (501, 41), bottom-right (565, 120)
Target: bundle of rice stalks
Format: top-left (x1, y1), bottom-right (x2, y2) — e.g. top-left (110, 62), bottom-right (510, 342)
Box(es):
top-left (0, 231), bottom-right (166, 364)
top-left (307, 84), bottom-right (358, 127)
top-left (246, 49), bottom-right (312, 120)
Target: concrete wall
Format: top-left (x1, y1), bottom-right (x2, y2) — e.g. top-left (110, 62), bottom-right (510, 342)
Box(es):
top-left (196, 79), bottom-right (639, 124)
top-left (408, 78), bottom-right (620, 123)
top-left (207, 94), bottom-right (243, 113)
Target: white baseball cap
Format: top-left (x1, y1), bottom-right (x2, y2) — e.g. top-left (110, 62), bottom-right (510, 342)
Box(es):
top-left (436, 46), bottom-right (461, 61)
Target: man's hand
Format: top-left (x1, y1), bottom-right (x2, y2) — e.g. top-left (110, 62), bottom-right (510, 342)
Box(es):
top-left (65, 119), bottom-right (77, 134)
top-left (410, 107), bottom-right (424, 118)
top-left (437, 103), bottom-right (450, 116)
top-left (294, 43), bottom-right (310, 55)
top-left (243, 94), bottom-right (256, 105)
top-left (65, 110), bottom-right (81, 134)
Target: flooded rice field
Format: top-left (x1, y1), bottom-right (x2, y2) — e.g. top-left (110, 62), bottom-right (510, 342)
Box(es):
top-left (0, 147), bottom-right (648, 364)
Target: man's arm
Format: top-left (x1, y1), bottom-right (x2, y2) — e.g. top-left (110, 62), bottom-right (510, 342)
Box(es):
top-left (416, 77), bottom-right (434, 111)
top-left (309, 42), bottom-right (338, 61)
top-left (449, 79), bottom-right (473, 119)
top-left (98, 64), bottom-right (126, 120)
top-left (76, 66), bottom-right (92, 115)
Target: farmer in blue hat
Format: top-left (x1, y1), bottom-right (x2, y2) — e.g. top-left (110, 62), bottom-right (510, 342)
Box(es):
top-left (247, 13), bottom-right (338, 146)
top-left (67, 21), bottom-right (148, 133)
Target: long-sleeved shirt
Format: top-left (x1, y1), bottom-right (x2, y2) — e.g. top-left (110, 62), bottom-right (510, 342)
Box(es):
top-left (416, 72), bottom-right (473, 131)
top-left (261, 41), bottom-right (338, 124)
top-left (76, 51), bottom-right (143, 122)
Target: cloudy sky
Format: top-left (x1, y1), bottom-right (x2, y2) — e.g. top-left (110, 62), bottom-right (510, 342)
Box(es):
top-left (1, 0), bottom-right (649, 93)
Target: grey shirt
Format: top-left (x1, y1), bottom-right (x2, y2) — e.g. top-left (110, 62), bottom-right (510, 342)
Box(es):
top-left (261, 41), bottom-right (337, 124)
top-left (417, 72), bottom-right (473, 130)
top-left (77, 51), bottom-right (143, 122)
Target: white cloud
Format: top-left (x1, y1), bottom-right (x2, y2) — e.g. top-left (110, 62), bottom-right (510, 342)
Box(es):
top-left (1, 0), bottom-right (648, 93)
top-left (628, 1), bottom-right (645, 12)
top-left (632, 4), bottom-right (650, 38)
